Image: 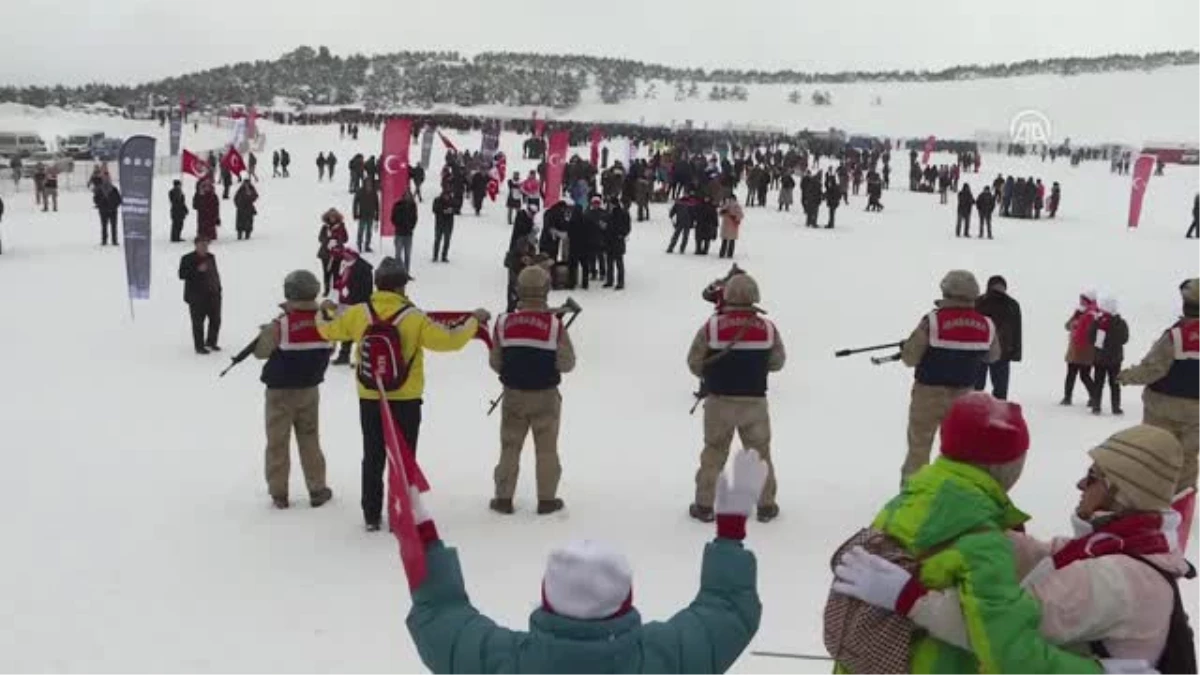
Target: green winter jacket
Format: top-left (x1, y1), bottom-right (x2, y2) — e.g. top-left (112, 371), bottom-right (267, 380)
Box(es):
top-left (870, 458), bottom-right (1103, 674)
top-left (406, 538), bottom-right (760, 674)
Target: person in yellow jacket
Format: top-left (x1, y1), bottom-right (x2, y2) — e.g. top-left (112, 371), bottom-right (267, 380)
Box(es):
top-left (318, 256), bottom-right (490, 531)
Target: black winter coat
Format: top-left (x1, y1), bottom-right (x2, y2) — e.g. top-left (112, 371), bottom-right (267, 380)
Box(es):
top-left (957, 188), bottom-right (975, 215)
top-left (169, 186), bottom-right (189, 219)
top-left (694, 201), bottom-right (719, 241)
top-left (94, 186), bottom-right (122, 215)
top-left (178, 251), bottom-right (221, 304)
top-left (339, 258), bottom-right (374, 305)
top-left (976, 190), bottom-right (996, 216)
top-left (432, 195), bottom-right (456, 229)
top-left (606, 206), bottom-right (631, 255)
top-left (669, 197), bottom-right (698, 230)
top-left (391, 198), bottom-right (418, 236)
top-left (975, 290), bottom-right (1023, 362)
top-left (354, 187), bottom-right (381, 222)
top-left (509, 209), bottom-right (535, 252)
top-left (1090, 314), bottom-right (1129, 368)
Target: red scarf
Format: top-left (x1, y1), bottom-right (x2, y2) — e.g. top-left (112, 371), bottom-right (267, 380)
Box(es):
top-left (1024, 511), bottom-right (1179, 587)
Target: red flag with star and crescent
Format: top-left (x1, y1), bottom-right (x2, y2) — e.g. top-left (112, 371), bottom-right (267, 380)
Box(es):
top-left (380, 118), bottom-right (413, 237)
top-left (221, 145), bottom-right (246, 176)
top-left (181, 149), bottom-right (210, 180)
top-left (379, 382), bottom-right (430, 590)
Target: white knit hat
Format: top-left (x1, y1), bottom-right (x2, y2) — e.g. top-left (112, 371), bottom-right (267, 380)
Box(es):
top-left (542, 540), bottom-right (633, 620)
top-left (1099, 296), bottom-right (1119, 314)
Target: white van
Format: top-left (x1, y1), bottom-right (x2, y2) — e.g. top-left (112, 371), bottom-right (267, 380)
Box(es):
top-left (0, 132), bottom-right (48, 158)
top-left (59, 132), bottom-right (105, 159)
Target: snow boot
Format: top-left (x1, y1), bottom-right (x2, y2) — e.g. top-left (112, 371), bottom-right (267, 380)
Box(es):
top-left (309, 488), bottom-right (333, 508)
top-left (272, 496), bottom-right (289, 509)
top-left (537, 499), bottom-right (564, 515)
top-left (331, 355), bottom-right (351, 366)
top-left (1059, 396), bottom-right (1072, 406)
top-left (757, 504), bottom-right (780, 523)
top-left (365, 521), bottom-right (381, 532)
top-left (489, 498), bottom-right (514, 515)
top-left (689, 504), bottom-right (715, 523)
top-left (206, 344), bottom-right (221, 352)
top-left (1113, 407), bottom-right (1124, 415)
top-left (195, 346), bottom-right (210, 355)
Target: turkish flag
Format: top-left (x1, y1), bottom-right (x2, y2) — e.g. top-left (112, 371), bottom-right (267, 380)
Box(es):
top-left (379, 387), bottom-right (430, 590)
top-left (426, 311), bottom-right (493, 349)
top-left (181, 149), bottom-right (210, 180)
top-left (921, 135), bottom-right (936, 166)
top-left (221, 146), bottom-right (246, 176)
top-left (436, 130), bottom-right (458, 153)
top-left (544, 131), bottom-right (570, 210)
top-left (380, 118), bottom-right (413, 237)
top-left (1127, 154), bottom-right (1155, 229)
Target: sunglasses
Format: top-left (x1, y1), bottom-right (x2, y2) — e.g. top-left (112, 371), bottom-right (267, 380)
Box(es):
top-left (1083, 466), bottom-right (1108, 488)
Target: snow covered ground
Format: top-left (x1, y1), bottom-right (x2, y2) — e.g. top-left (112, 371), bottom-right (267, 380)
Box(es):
top-left (0, 102), bottom-right (1196, 672)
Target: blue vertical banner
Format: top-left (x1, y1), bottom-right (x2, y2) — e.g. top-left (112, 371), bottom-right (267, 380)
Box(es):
top-left (169, 116), bottom-right (182, 156)
top-left (119, 136), bottom-right (156, 303)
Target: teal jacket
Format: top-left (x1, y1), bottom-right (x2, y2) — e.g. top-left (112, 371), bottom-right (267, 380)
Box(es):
top-left (406, 538), bottom-right (761, 673)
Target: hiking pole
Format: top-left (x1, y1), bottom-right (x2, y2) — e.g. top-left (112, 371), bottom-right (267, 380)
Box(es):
top-left (486, 298), bottom-right (582, 416)
top-left (748, 648), bottom-right (835, 658)
top-left (219, 336), bottom-right (261, 377)
top-left (871, 352), bottom-right (902, 365)
top-left (834, 340), bottom-right (903, 358)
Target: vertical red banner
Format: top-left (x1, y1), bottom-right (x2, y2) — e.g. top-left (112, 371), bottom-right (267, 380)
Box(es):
top-left (380, 118), bottom-right (413, 237)
top-left (534, 118), bottom-right (546, 139)
top-left (246, 105), bottom-right (257, 140)
top-left (1127, 154), bottom-right (1155, 229)
top-left (921, 135), bottom-right (936, 165)
top-left (544, 131), bottom-right (570, 210)
top-left (589, 127), bottom-right (603, 167)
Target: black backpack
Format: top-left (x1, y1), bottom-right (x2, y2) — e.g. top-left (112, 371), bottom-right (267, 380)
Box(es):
top-left (1091, 554), bottom-right (1196, 675)
top-left (357, 302), bottom-right (414, 393)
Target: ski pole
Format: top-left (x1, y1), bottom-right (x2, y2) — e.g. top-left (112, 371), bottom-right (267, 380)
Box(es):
top-left (834, 340), bottom-right (903, 358)
top-left (749, 650), bottom-right (834, 662)
top-left (487, 300), bottom-right (582, 416)
top-left (219, 336), bottom-right (261, 377)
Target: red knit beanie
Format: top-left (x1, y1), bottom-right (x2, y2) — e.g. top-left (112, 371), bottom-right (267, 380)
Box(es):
top-left (940, 392), bottom-right (1030, 465)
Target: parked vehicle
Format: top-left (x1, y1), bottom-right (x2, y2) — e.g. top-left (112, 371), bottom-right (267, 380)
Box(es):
top-left (59, 132), bottom-right (105, 159)
top-left (21, 152), bottom-right (74, 177)
top-left (0, 132), bottom-right (48, 158)
top-left (90, 138), bottom-right (123, 161)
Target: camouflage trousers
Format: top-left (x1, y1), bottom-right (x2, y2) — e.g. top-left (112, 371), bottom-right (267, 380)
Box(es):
top-left (495, 388), bottom-right (563, 501)
top-left (1142, 389), bottom-right (1200, 490)
top-left (903, 383), bottom-right (971, 483)
top-left (264, 387), bottom-right (328, 499)
top-left (695, 396), bottom-right (777, 508)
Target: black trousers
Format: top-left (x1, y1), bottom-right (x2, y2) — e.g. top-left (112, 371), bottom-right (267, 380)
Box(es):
top-left (433, 223), bottom-right (453, 260)
top-left (100, 213), bottom-right (118, 244)
top-left (955, 213), bottom-right (971, 237)
top-left (188, 298), bottom-right (221, 349)
top-left (719, 240), bottom-right (736, 258)
top-left (1092, 364), bottom-right (1122, 411)
top-left (974, 360), bottom-right (1011, 400)
top-left (667, 226), bottom-right (690, 253)
top-left (321, 259), bottom-right (337, 296)
top-left (358, 398), bottom-right (422, 526)
top-left (1064, 364), bottom-right (1096, 403)
top-left (605, 254), bottom-right (625, 286)
top-left (569, 254), bottom-right (592, 289)
top-left (695, 238), bottom-right (711, 255)
top-left (978, 213), bottom-right (992, 238)
top-left (1187, 218), bottom-right (1198, 238)
top-left (636, 202), bottom-right (649, 221)
top-left (170, 216), bottom-right (185, 242)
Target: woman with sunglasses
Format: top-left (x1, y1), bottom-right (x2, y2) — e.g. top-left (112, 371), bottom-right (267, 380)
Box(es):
top-left (834, 424), bottom-right (1191, 674)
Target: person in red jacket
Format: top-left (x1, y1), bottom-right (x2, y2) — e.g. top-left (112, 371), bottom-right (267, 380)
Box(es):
top-left (192, 179), bottom-right (220, 242)
top-left (317, 208), bottom-right (349, 296)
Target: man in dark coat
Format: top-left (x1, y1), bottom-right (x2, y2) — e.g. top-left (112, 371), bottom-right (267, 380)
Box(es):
top-left (693, 197), bottom-right (719, 255)
top-left (975, 186), bottom-right (996, 239)
top-left (667, 192), bottom-right (698, 253)
top-left (583, 196), bottom-right (609, 282)
top-left (353, 177), bottom-right (381, 252)
top-left (469, 171), bottom-right (488, 216)
top-left (330, 250), bottom-right (375, 365)
top-left (93, 178), bottom-right (123, 246)
top-left (800, 171), bottom-right (822, 227)
top-left (168, 179), bottom-right (189, 242)
top-left (955, 183), bottom-right (974, 238)
top-left (823, 176), bottom-right (841, 229)
top-left (220, 163), bottom-right (234, 200)
top-left (1089, 297), bottom-right (1128, 415)
top-left (233, 180), bottom-right (259, 240)
top-left (604, 199), bottom-right (630, 289)
top-left (974, 275), bottom-right (1022, 399)
top-left (390, 190), bottom-right (418, 271)
top-left (432, 186), bottom-right (456, 263)
top-left (178, 237), bottom-right (222, 354)
top-left (410, 164), bottom-right (426, 202)
top-left (540, 200), bottom-right (578, 261)
top-left (568, 198), bottom-right (596, 290)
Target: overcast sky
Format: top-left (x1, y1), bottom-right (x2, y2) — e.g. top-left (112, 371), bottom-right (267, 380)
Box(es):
top-left (1, 0), bottom-right (1196, 86)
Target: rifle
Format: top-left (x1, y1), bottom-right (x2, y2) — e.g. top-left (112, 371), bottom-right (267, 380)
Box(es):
top-left (834, 340), bottom-right (903, 358)
top-left (870, 352), bottom-right (902, 365)
top-left (219, 335), bottom-right (261, 377)
top-left (486, 297), bottom-right (582, 416)
top-left (689, 313), bottom-right (760, 415)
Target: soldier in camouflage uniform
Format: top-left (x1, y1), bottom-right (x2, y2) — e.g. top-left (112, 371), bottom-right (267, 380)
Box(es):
top-left (489, 266), bottom-right (577, 516)
top-left (1120, 278), bottom-right (1199, 490)
top-left (899, 270), bottom-right (1000, 483)
top-left (687, 274), bottom-right (786, 523)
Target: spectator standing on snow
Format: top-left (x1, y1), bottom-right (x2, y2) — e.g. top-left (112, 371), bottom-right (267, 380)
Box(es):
top-left (390, 190), bottom-right (418, 271)
top-left (1189, 195), bottom-right (1199, 239)
top-left (718, 194), bottom-right (744, 259)
top-left (317, 208), bottom-right (350, 296)
top-left (251, 269), bottom-right (334, 510)
top-left (1048, 181), bottom-right (1062, 218)
top-left (432, 186), bottom-right (456, 263)
top-left (272, 150), bottom-right (281, 178)
top-left (193, 180), bottom-right (221, 241)
top-left (352, 176), bottom-right (381, 253)
top-left (1090, 296), bottom-right (1129, 415)
top-left (326, 152), bottom-right (338, 181)
top-left (42, 168), bottom-right (59, 212)
top-left (955, 183), bottom-right (974, 238)
top-left (604, 198), bottom-right (630, 289)
top-left (93, 177), bottom-right (122, 247)
top-left (280, 149), bottom-right (291, 178)
top-left (316, 152), bottom-right (327, 181)
top-left (1063, 291), bottom-right (1100, 406)
top-left (168, 180), bottom-right (189, 242)
top-left (974, 275), bottom-right (1021, 400)
top-left (410, 164), bottom-right (426, 202)
top-left (178, 236), bottom-right (222, 355)
top-left (233, 180), bottom-right (259, 240)
top-left (406, 447), bottom-right (767, 674)
top-left (975, 185), bottom-right (996, 238)
top-left (667, 191), bottom-right (698, 254)
top-left (329, 248), bottom-right (375, 366)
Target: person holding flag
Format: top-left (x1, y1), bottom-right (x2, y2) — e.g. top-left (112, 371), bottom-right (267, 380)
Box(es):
top-left (316, 257), bottom-right (491, 532)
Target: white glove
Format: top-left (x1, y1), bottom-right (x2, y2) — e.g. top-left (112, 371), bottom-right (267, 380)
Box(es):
top-left (1101, 659), bottom-right (1157, 674)
top-left (714, 448), bottom-right (769, 517)
top-left (832, 546), bottom-right (914, 613)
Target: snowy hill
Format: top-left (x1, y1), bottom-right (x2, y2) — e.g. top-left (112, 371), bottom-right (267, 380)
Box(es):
top-left (0, 91), bottom-right (1197, 670)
